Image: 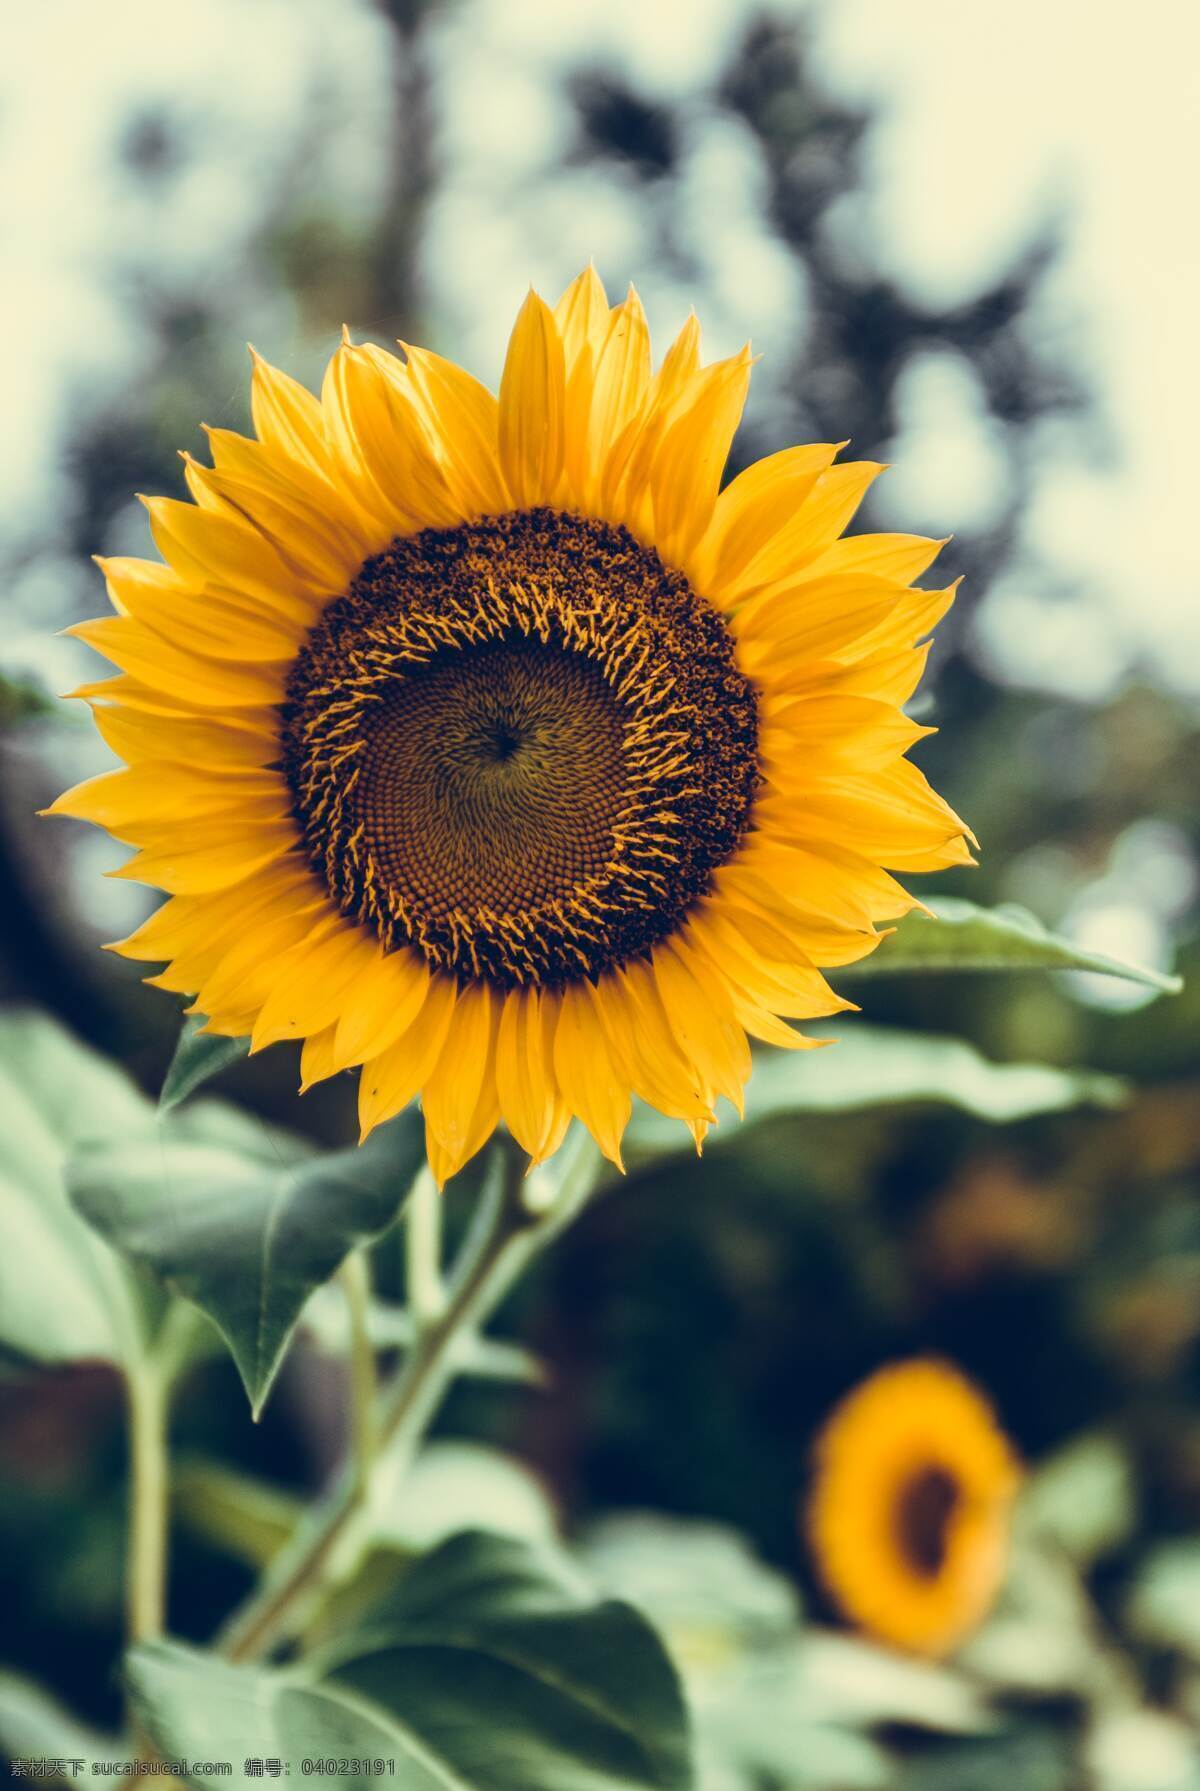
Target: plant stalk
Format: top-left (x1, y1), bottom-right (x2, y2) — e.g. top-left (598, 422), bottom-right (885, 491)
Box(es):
top-left (125, 1366), bottom-right (169, 1644)
top-left (218, 1129), bottom-right (600, 1663)
top-left (339, 1250), bottom-right (378, 1500)
top-left (405, 1163), bottom-right (445, 1332)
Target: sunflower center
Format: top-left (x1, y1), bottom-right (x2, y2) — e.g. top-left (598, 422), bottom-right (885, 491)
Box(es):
top-left (894, 1466), bottom-right (960, 1578)
top-left (282, 508), bottom-right (760, 989)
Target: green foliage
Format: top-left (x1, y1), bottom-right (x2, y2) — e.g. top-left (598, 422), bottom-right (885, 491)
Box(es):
top-left (0, 1008), bottom-right (161, 1370)
top-left (843, 897), bottom-right (1183, 991)
top-left (625, 1025), bottom-right (1126, 1161)
top-left (1126, 1541), bottom-right (1200, 1658)
top-left (0, 674), bottom-right (58, 727)
top-left (128, 1531), bottom-right (694, 1791)
top-left (1019, 1434), bottom-right (1137, 1567)
top-left (301, 1282), bottom-right (549, 1386)
top-left (580, 1515), bottom-right (995, 1791)
top-left (68, 1109), bottom-right (426, 1416)
top-left (160, 1013), bottom-right (251, 1111)
top-left (0, 1672), bottom-right (124, 1774)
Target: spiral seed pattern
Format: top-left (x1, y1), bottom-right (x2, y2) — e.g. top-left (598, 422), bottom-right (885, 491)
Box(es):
top-left (282, 508), bottom-right (760, 988)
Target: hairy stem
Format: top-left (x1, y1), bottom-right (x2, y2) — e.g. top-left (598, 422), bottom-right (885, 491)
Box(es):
top-left (218, 1130), bottom-right (600, 1663)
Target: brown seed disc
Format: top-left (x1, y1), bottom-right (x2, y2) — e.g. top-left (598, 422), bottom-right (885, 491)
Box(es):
top-left (281, 508), bottom-right (760, 988)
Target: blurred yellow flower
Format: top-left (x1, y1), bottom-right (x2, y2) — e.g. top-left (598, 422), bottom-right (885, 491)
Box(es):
top-left (806, 1357), bottom-right (1019, 1655)
top-left (50, 269), bottom-right (971, 1184)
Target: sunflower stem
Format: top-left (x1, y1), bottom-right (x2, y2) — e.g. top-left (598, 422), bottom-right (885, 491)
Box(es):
top-left (125, 1365), bottom-right (169, 1645)
top-left (218, 1128), bottom-right (601, 1663)
top-left (405, 1163), bottom-right (445, 1332)
top-left (339, 1250), bottom-right (377, 1501)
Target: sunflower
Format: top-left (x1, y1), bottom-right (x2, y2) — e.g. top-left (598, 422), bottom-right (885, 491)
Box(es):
top-left (50, 268), bottom-right (972, 1185)
top-left (806, 1358), bottom-right (1020, 1656)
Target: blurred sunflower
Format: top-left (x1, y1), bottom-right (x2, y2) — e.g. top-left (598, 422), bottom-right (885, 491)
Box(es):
top-left (50, 268), bottom-right (971, 1183)
top-left (806, 1358), bottom-right (1020, 1656)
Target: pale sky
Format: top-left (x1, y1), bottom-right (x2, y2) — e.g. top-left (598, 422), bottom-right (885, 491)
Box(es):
top-left (3, 0), bottom-right (1197, 703)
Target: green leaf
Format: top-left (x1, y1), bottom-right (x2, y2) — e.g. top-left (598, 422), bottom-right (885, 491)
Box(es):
top-left (1126, 1540), bottom-right (1200, 1657)
top-left (67, 1110), bottom-right (426, 1416)
top-left (368, 1443), bottom-right (560, 1554)
top-left (312, 1530), bottom-right (694, 1790)
top-left (160, 1012), bottom-right (251, 1111)
top-left (128, 1534), bottom-right (694, 1789)
top-left (0, 1670), bottom-right (123, 1771)
top-left (1020, 1433), bottom-right (1136, 1565)
top-left (842, 896), bottom-right (1182, 992)
top-left (626, 1025), bottom-right (1126, 1159)
top-left (0, 1008), bottom-right (157, 1369)
top-left (127, 1642), bottom-right (399, 1789)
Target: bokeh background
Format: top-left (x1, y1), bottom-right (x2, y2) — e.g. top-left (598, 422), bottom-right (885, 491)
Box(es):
top-left (2, 2), bottom-right (1199, 1785)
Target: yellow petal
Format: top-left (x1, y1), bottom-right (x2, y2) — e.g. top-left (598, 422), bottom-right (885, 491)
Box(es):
top-left (495, 987), bottom-right (559, 1161)
top-left (97, 557), bottom-right (307, 662)
top-left (587, 286), bottom-right (651, 507)
top-left (193, 890), bottom-right (331, 1017)
top-left (650, 939), bottom-right (749, 1112)
top-left (422, 983), bottom-right (499, 1184)
top-left (649, 350), bottom-right (753, 566)
top-left (249, 348), bottom-right (334, 479)
top-left (91, 702), bottom-right (275, 769)
top-left (555, 267), bottom-right (611, 503)
top-left (141, 496), bottom-right (324, 611)
top-left (357, 975), bottom-right (458, 1140)
top-left (551, 981), bottom-right (630, 1169)
top-left (761, 693), bottom-right (932, 771)
top-left (606, 311), bottom-right (702, 539)
top-left (599, 969), bottom-right (713, 1124)
top-left (802, 531), bottom-right (947, 586)
top-left (690, 442), bottom-right (842, 598)
top-left (498, 290), bottom-right (566, 507)
top-left (735, 574), bottom-right (952, 673)
top-left (46, 763), bottom-right (284, 831)
top-left (110, 820), bottom-right (297, 895)
top-left (553, 265), bottom-right (610, 370)
top-left (107, 861), bottom-right (317, 963)
top-left (183, 454), bottom-right (361, 592)
top-left (728, 463), bottom-right (886, 603)
top-left (68, 674), bottom-right (272, 719)
top-left (251, 920), bottom-right (380, 1051)
top-left (299, 1026), bottom-right (341, 1093)
top-left (324, 342), bottom-right (460, 538)
top-left (67, 617), bottom-right (287, 709)
top-left (399, 343), bottom-right (508, 518)
top-left (332, 949), bottom-right (432, 1070)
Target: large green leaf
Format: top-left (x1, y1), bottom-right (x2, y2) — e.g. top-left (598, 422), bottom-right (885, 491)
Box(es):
top-left (842, 896), bottom-right (1182, 992)
top-left (0, 1007), bottom-right (157, 1369)
top-left (126, 1642), bottom-right (400, 1789)
top-left (160, 1012), bottom-right (251, 1111)
top-left (626, 1024), bottom-right (1125, 1159)
top-left (311, 1531), bottom-right (693, 1791)
top-left (68, 1110), bottom-right (426, 1416)
top-left (128, 1532), bottom-right (693, 1790)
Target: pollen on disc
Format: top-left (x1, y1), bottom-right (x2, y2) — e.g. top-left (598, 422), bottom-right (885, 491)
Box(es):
top-left (282, 508), bottom-right (760, 989)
